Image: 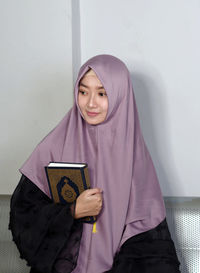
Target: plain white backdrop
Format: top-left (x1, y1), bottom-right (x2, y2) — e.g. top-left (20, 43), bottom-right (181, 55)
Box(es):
top-left (0, 0), bottom-right (73, 193)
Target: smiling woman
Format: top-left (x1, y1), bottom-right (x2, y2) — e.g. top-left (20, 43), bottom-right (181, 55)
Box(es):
top-left (9, 54), bottom-right (180, 273)
top-left (78, 69), bottom-right (108, 125)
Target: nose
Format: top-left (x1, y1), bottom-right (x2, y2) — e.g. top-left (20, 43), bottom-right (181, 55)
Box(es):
top-left (87, 93), bottom-right (97, 108)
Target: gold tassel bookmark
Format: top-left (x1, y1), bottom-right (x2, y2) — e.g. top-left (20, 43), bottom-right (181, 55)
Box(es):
top-left (92, 222), bottom-right (97, 233)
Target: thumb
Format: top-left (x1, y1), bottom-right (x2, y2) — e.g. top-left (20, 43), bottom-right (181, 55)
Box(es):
top-left (88, 188), bottom-right (102, 195)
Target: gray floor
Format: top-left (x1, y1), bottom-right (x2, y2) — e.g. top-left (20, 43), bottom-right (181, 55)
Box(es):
top-left (1, 196), bottom-right (200, 273)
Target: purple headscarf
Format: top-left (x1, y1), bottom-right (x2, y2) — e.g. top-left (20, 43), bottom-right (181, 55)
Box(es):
top-left (20, 54), bottom-right (165, 272)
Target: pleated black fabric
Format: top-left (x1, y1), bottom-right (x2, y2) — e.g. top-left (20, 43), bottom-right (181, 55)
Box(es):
top-left (105, 218), bottom-right (180, 273)
top-left (9, 176), bottom-right (180, 273)
top-left (9, 175), bottom-right (83, 273)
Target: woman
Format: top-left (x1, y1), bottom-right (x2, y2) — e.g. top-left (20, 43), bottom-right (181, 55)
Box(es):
top-left (9, 54), bottom-right (180, 273)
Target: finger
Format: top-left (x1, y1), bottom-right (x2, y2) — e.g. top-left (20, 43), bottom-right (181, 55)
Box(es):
top-left (94, 192), bottom-right (103, 199)
top-left (87, 188), bottom-right (102, 195)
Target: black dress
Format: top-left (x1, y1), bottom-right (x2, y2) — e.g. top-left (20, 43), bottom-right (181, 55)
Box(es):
top-left (9, 175), bottom-right (181, 273)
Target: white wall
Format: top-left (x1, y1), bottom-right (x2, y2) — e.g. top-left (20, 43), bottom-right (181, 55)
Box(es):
top-left (0, 0), bottom-right (73, 194)
top-left (78, 0), bottom-right (200, 196)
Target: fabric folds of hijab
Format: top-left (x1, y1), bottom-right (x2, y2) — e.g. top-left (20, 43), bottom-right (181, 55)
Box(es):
top-left (19, 54), bottom-right (166, 272)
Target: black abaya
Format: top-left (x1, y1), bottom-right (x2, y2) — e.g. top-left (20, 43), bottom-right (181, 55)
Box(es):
top-left (9, 175), bottom-right (180, 273)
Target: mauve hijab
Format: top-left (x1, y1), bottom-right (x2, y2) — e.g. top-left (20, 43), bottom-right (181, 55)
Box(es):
top-left (19, 54), bottom-right (166, 272)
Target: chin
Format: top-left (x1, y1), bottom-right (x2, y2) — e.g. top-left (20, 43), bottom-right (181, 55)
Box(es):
top-left (86, 120), bottom-right (99, 125)
top-left (82, 113), bottom-right (106, 125)
top-left (84, 118), bottom-right (102, 125)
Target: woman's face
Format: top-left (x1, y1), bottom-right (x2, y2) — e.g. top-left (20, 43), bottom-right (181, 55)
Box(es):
top-left (78, 69), bottom-right (108, 125)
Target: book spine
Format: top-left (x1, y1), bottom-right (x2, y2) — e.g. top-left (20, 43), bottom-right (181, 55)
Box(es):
top-left (45, 167), bottom-right (54, 200)
top-left (80, 167), bottom-right (88, 190)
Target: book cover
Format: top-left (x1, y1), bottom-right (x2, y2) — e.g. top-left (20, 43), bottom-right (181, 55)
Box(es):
top-left (45, 162), bottom-right (96, 224)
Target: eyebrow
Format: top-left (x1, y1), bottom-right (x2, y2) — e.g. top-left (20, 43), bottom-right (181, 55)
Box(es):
top-left (79, 83), bottom-right (105, 90)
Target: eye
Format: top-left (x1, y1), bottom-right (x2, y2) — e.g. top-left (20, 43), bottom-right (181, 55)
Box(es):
top-left (79, 90), bottom-right (87, 95)
top-left (99, 92), bottom-right (107, 97)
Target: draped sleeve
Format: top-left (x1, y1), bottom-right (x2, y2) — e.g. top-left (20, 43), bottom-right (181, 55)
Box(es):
top-left (9, 175), bottom-right (83, 273)
top-left (105, 219), bottom-right (181, 273)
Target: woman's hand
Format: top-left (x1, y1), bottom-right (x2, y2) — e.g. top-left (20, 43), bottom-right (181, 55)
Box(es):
top-left (74, 188), bottom-right (103, 219)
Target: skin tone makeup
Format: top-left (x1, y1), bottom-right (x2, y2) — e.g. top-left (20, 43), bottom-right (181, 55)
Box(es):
top-left (78, 69), bottom-right (108, 125)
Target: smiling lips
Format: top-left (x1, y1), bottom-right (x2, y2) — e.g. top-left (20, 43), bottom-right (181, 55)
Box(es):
top-left (87, 111), bottom-right (99, 117)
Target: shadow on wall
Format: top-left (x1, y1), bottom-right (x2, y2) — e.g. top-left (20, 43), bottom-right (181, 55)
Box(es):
top-left (130, 71), bottom-right (180, 196)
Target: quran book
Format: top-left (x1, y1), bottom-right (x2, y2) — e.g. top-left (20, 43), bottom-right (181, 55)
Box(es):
top-left (45, 162), bottom-right (96, 224)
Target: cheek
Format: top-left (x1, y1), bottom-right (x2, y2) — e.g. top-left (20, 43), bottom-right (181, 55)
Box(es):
top-left (78, 94), bottom-right (84, 109)
top-left (103, 99), bottom-right (109, 113)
